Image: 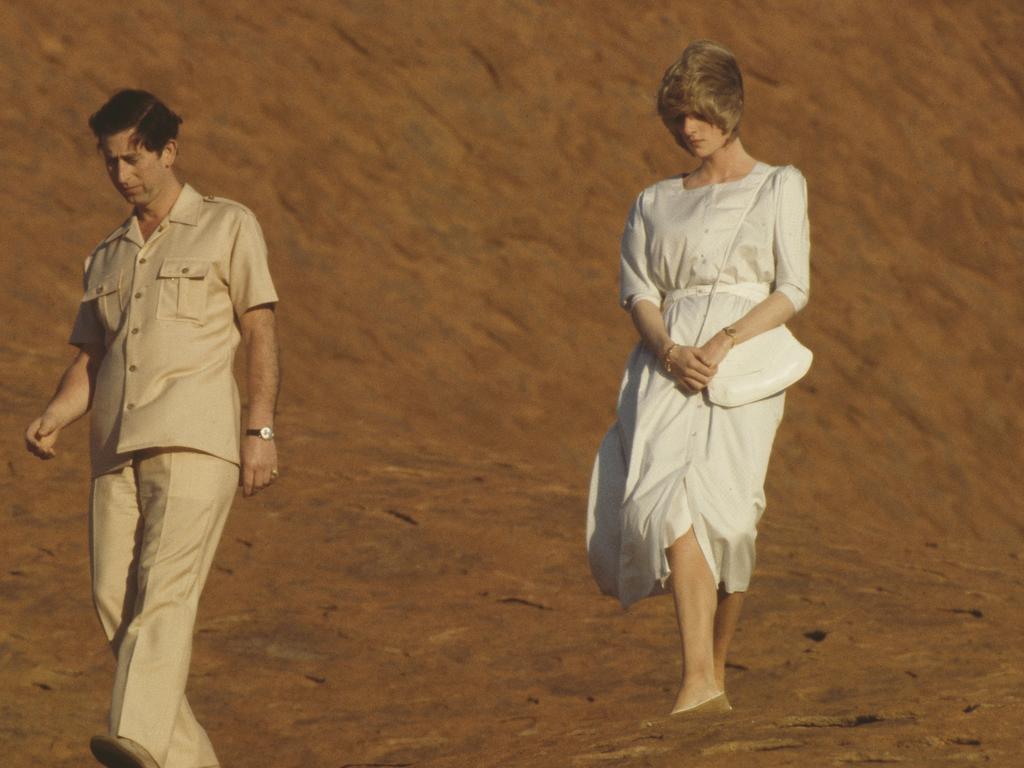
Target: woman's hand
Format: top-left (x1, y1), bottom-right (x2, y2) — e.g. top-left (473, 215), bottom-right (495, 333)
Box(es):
top-left (698, 331), bottom-right (734, 368)
top-left (664, 344), bottom-right (718, 392)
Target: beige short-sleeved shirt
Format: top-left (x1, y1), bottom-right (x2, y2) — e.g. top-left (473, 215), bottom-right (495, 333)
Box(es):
top-left (69, 184), bottom-right (278, 476)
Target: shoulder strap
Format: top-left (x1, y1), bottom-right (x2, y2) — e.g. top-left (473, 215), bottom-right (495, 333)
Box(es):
top-left (693, 166), bottom-right (777, 344)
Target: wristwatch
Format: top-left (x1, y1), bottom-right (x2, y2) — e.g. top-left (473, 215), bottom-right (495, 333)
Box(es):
top-left (246, 426), bottom-right (275, 440)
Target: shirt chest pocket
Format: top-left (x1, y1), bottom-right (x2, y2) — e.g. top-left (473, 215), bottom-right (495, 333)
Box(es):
top-left (83, 267), bottom-right (125, 333)
top-left (157, 259), bottom-right (212, 323)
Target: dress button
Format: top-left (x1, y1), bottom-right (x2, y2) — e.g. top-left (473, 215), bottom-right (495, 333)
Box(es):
top-left (131, 328), bottom-right (140, 335)
top-left (128, 365), bottom-right (137, 372)
top-left (134, 292), bottom-right (142, 299)
top-left (139, 258), bottom-right (147, 264)
top-left (181, 267), bottom-right (190, 274)
top-left (126, 403), bottom-right (135, 410)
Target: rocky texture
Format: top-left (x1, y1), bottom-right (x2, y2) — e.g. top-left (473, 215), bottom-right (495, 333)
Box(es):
top-left (1, 1), bottom-right (1022, 766)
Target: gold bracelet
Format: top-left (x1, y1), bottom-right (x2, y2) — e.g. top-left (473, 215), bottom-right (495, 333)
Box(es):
top-left (723, 326), bottom-right (738, 347)
top-left (662, 343), bottom-right (679, 373)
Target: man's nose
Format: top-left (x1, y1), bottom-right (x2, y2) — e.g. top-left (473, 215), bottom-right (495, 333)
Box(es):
top-left (115, 160), bottom-right (132, 184)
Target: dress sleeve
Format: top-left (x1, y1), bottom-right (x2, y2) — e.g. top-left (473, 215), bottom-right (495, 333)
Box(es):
top-left (229, 208), bottom-right (279, 316)
top-left (619, 191), bottom-right (661, 311)
top-left (772, 166), bottom-right (810, 313)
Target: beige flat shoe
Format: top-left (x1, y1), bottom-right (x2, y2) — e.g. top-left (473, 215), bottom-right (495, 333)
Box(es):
top-left (670, 690), bottom-right (733, 716)
top-left (89, 735), bottom-right (159, 768)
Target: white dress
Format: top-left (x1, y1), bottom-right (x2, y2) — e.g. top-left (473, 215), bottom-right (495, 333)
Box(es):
top-left (586, 162), bottom-right (810, 609)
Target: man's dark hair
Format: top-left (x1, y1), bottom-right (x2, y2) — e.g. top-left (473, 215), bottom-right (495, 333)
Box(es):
top-left (88, 89), bottom-right (182, 151)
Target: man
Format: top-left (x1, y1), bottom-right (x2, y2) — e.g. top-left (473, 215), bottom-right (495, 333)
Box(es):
top-left (25, 89), bottom-right (281, 768)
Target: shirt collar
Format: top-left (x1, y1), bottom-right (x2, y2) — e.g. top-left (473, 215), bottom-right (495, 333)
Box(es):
top-left (102, 218), bottom-right (139, 247)
top-left (102, 183), bottom-right (203, 248)
top-left (167, 183), bottom-right (203, 227)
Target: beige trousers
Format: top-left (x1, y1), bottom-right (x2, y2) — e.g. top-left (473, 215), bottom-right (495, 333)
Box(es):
top-left (90, 449), bottom-right (237, 768)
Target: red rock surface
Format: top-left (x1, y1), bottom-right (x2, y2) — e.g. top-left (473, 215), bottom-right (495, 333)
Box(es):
top-left (1, 1), bottom-right (1021, 766)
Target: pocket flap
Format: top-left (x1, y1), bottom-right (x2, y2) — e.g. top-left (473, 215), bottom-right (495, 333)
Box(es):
top-left (82, 268), bottom-right (121, 301)
top-left (158, 259), bottom-right (212, 279)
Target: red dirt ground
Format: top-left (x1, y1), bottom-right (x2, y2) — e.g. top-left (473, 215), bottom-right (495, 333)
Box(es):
top-left (1, 2), bottom-right (1022, 766)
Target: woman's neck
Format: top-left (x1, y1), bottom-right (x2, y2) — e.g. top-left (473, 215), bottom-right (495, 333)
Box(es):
top-left (689, 138), bottom-right (756, 186)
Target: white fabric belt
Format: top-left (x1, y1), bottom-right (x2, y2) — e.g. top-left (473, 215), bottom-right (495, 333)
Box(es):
top-left (665, 282), bottom-right (770, 304)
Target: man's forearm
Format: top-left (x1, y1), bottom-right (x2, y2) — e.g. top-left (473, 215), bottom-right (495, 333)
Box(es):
top-left (44, 346), bottom-right (103, 428)
top-left (241, 307), bottom-right (280, 427)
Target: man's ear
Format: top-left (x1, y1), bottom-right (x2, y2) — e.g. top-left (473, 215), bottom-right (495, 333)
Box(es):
top-left (161, 139), bottom-right (178, 169)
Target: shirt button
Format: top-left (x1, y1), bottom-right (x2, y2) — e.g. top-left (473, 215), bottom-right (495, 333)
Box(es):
top-left (134, 292), bottom-right (142, 299)
top-left (126, 403), bottom-right (135, 410)
top-left (131, 328), bottom-right (140, 335)
top-left (128, 365), bottom-right (137, 372)
top-left (139, 258), bottom-right (147, 264)
top-left (181, 267), bottom-right (190, 274)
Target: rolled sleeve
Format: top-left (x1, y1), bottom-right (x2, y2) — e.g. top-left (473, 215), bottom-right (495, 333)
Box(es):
top-left (772, 166), bottom-right (810, 313)
top-left (229, 210), bottom-right (279, 316)
top-left (68, 255), bottom-right (105, 347)
top-left (69, 302), bottom-right (104, 347)
top-left (619, 192), bottom-right (661, 311)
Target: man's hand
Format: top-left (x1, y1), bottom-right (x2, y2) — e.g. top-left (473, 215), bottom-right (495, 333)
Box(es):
top-left (24, 345), bottom-right (103, 461)
top-left (240, 436), bottom-right (278, 497)
top-left (25, 413), bottom-right (62, 459)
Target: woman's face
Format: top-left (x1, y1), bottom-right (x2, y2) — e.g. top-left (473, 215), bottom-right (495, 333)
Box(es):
top-left (677, 114), bottom-right (729, 157)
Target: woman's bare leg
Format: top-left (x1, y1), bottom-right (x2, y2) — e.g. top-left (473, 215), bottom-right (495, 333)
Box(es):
top-left (666, 529), bottom-right (721, 712)
top-left (713, 588), bottom-right (746, 690)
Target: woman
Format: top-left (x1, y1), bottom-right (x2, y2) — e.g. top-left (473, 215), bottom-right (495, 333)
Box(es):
top-left (586, 39), bottom-right (810, 715)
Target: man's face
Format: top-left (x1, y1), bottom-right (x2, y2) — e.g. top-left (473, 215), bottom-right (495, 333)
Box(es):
top-left (99, 128), bottom-right (176, 209)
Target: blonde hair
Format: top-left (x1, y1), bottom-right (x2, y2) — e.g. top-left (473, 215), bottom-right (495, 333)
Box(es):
top-left (657, 40), bottom-right (744, 151)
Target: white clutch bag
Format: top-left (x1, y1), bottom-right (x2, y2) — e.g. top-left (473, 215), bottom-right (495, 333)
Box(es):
top-left (707, 325), bottom-right (812, 407)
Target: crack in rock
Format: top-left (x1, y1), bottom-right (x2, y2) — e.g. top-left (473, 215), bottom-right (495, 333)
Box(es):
top-left (702, 738), bottom-right (803, 755)
top-left (780, 712), bottom-right (916, 728)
